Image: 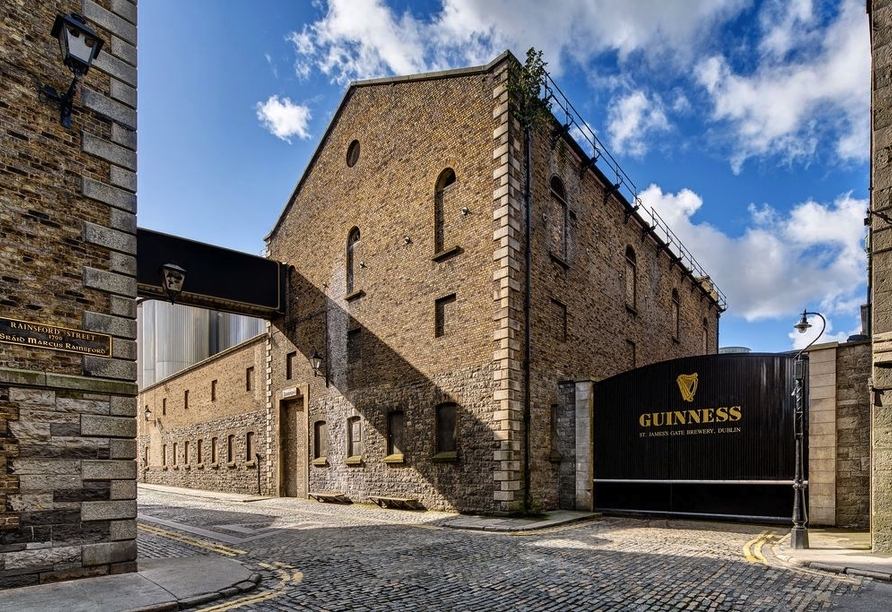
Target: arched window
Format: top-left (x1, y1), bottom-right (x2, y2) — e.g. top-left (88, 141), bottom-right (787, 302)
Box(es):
top-left (625, 246), bottom-right (637, 309)
top-left (346, 227), bottom-right (361, 294)
top-left (672, 289), bottom-right (680, 340)
top-left (227, 434), bottom-right (235, 463)
top-left (246, 431), bottom-right (255, 462)
top-left (434, 168), bottom-right (456, 253)
top-left (549, 177), bottom-right (568, 259)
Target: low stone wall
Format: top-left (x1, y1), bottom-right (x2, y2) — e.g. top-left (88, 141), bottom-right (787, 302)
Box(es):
top-left (835, 341), bottom-right (870, 529)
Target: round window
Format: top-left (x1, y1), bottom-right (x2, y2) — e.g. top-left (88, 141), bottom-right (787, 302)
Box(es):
top-left (346, 139), bottom-right (360, 167)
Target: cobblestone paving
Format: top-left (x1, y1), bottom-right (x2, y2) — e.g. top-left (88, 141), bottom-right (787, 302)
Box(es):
top-left (137, 489), bottom-right (868, 611)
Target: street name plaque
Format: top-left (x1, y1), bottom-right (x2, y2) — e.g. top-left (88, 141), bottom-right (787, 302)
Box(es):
top-left (0, 316), bottom-right (112, 357)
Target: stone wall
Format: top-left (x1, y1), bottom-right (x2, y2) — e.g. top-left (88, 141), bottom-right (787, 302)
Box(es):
top-left (835, 341), bottom-right (871, 529)
top-left (137, 336), bottom-right (267, 495)
top-left (870, 0), bottom-right (892, 553)
top-left (0, 0), bottom-right (138, 587)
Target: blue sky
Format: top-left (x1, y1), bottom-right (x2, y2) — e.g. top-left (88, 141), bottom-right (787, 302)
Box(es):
top-left (137, 0), bottom-right (870, 353)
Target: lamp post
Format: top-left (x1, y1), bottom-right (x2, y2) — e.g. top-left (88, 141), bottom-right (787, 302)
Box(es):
top-left (790, 309), bottom-right (826, 549)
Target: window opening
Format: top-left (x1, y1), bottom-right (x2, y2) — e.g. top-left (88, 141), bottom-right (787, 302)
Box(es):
top-left (625, 246), bottom-right (637, 310)
top-left (435, 294), bottom-right (457, 337)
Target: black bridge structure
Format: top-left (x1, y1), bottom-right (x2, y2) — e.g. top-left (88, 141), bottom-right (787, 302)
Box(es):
top-left (136, 228), bottom-right (285, 319)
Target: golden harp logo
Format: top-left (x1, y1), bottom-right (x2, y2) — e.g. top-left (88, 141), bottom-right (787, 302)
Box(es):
top-left (676, 373), bottom-right (698, 402)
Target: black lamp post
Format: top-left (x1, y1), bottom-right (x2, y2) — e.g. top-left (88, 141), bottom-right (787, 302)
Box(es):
top-left (790, 309), bottom-right (826, 549)
top-left (41, 13), bottom-right (104, 128)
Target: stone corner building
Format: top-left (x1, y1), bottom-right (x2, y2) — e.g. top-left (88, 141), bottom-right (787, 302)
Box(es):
top-left (1, 1), bottom-right (139, 587)
top-left (138, 52), bottom-right (724, 514)
top-left (869, 0), bottom-right (892, 554)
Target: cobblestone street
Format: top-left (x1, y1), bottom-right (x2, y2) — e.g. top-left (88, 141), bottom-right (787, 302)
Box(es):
top-left (137, 487), bottom-right (874, 611)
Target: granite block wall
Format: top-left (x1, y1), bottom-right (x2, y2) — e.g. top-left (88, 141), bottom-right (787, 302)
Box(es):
top-left (0, 0), bottom-right (138, 587)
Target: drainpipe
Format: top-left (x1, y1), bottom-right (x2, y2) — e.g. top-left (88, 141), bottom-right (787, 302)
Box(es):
top-left (523, 123), bottom-right (533, 514)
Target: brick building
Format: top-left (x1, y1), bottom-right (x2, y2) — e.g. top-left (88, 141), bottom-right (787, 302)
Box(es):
top-left (139, 333), bottom-right (267, 494)
top-left (1, 1), bottom-right (139, 587)
top-left (138, 52), bottom-right (725, 513)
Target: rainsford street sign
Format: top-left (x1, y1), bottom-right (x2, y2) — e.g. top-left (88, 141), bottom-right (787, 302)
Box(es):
top-left (0, 316), bottom-right (112, 357)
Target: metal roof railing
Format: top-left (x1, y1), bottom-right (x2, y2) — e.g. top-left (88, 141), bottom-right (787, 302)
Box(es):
top-left (542, 74), bottom-right (727, 311)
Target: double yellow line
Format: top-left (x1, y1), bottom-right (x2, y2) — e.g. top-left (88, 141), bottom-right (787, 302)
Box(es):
top-left (138, 522), bottom-right (246, 557)
top-left (743, 531), bottom-right (774, 565)
top-left (197, 562), bottom-right (303, 611)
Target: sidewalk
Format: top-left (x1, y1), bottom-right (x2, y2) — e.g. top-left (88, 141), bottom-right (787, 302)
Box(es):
top-left (772, 528), bottom-right (892, 581)
top-left (0, 556), bottom-right (260, 612)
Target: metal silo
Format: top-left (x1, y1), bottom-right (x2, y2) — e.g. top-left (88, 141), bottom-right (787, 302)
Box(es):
top-left (137, 300), bottom-right (156, 388)
top-left (217, 312), bottom-right (265, 350)
top-left (152, 302), bottom-right (211, 381)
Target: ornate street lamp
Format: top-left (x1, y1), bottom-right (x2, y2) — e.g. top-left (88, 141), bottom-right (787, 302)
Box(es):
top-left (41, 13), bottom-right (104, 128)
top-left (790, 309), bottom-right (826, 549)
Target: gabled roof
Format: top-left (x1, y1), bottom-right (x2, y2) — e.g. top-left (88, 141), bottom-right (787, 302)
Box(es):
top-left (265, 51), bottom-right (515, 243)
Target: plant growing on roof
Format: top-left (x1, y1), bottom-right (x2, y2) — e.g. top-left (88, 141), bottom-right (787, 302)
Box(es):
top-left (507, 47), bottom-right (552, 132)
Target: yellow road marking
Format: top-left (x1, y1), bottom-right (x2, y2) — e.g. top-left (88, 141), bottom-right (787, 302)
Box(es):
top-left (743, 531), bottom-right (769, 565)
top-left (197, 566), bottom-right (303, 611)
top-left (138, 522), bottom-right (246, 557)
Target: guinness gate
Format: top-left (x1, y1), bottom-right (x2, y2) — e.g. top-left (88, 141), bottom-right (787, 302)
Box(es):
top-left (593, 353), bottom-right (801, 522)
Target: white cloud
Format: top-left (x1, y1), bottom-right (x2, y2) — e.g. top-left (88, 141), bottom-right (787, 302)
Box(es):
top-left (640, 184), bottom-right (867, 325)
top-left (255, 96), bottom-right (312, 143)
top-left (286, 1), bottom-right (864, 173)
top-left (288, 0), bottom-right (750, 83)
top-left (695, 0), bottom-right (869, 172)
top-left (607, 90), bottom-right (670, 157)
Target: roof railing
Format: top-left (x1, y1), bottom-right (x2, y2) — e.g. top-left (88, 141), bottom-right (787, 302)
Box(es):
top-left (542, 74), bottom-right (727, 311)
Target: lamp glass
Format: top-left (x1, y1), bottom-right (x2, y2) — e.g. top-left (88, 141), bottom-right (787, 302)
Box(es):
top-left (794, 312), bottom-right (811, 334)
top-left (51, 14), bottom-right (104, 75)
top-left (309, 350), bottom-right (324, 374)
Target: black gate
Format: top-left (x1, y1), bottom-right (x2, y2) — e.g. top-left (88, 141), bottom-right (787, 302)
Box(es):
top-left (593, 353), bottom-right (803, 522)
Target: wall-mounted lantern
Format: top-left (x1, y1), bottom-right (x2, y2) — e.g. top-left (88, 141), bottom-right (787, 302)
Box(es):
top-left (309, 349), bottom-right (324, 377)
top-left (40, 13), bottom-right (104, 128)
top-left (160, 263), bottom-right (187, 303)
top-left (144, 406), bottom-right (152, 421)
